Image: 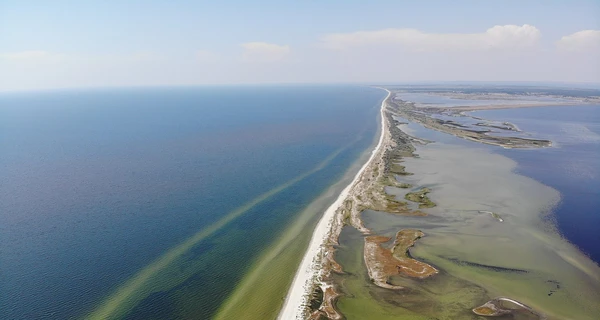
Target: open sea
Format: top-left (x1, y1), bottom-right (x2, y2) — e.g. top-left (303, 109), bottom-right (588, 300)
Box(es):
top-left (0, 86), bottom-right (384, 319)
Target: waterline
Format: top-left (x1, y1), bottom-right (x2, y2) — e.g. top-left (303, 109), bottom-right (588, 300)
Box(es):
top-left (86, 143), bottom-right (354, 319)
top-left (277, 88), bottom-right (390, 319)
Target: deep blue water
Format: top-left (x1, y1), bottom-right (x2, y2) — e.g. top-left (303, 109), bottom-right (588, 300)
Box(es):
top-left (0, 86), bottom-right (384, 319)
top-left (472, 106), bottom-right (600, 265)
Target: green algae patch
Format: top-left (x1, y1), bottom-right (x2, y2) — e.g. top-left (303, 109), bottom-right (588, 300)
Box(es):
top-left (86, 140), bottom-right (355, 320)
top-left (405, 188), bottom-right (436, 208)
top-left (213, 229), bottom-right (309, 320)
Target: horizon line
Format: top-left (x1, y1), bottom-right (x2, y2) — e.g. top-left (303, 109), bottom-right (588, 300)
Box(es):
top-left (2, 80), bottom-right (600, 94)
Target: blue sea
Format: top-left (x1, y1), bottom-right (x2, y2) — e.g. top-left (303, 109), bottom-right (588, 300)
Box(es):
top-left (0, 86), bottom-right (384, 319)
top-left (471, 105), bottom-right (600, 264)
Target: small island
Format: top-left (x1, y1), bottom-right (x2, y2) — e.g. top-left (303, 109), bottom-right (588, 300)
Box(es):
top-left (364, 229), bottom-right (438, 289)
top-left (473, 297), bottom-right (544, 319)
top-left (405, 187), bottom-right (436, 208)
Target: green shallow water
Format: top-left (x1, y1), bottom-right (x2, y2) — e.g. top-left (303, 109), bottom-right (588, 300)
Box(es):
top-left (335, 225), bottom-right (489, 320)
top-left (0, 86), bottom-right (385, 320)
top-left (335, 139), bottom-right (600, 320)
top-left (214, 96), bottom-right (387, 320)
top-left (89, 117), bottom-right (381, 320)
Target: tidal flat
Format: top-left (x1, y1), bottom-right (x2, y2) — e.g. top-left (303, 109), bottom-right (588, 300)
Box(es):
top-left (336, 138), bottom-right (600, 319)
top-left (282, 87), bottom-right (600, 319)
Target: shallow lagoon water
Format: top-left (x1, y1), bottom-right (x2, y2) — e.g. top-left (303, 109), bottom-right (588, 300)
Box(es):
top-left (337, 105), bottom-right (600, 319)
top-left (398, 103), bottom-right (600, 264)
top-left (471, 105), bottom-right (600, 263)
top-left (395, 92), bottom-right (565, 108)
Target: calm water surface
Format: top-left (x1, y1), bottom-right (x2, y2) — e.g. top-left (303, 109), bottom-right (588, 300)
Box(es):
top-left (471, 105), bottom-right (600, 264)
top-left (0, 86), bottom-right (383, 319)
top-left (397, 103), bottom-right (600, 265)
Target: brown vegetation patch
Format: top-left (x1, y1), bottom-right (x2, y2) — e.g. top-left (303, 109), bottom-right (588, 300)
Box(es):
top-left (473, 306), bottom-right (496, 316)
top-left (309, 287), bottom-right (342, 320)
top-left (391, 230), bottom-right (438, 278)
top-left (472, 297), bottom-right (543, 318)
top-left (364, 229), bottom-right (438, 289)
top-left (309, 96), bottom-right (438, 319)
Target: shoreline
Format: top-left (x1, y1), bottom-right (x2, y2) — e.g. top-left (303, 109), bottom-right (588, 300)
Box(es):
top-left (277, 88), bottom-right (390, 320)
top-left (279, 87), bottom-right (600, 319)
top-left (419, 101), bottom-right (586, 111)
top-left (388, 96), bottom-right (553, 149)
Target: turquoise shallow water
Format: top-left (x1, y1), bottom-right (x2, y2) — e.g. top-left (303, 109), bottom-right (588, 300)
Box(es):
top-left (0, 86), bottom-right (384, 319)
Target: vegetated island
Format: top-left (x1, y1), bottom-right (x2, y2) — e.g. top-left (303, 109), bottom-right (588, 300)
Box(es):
top-left (302, 90), bottom-right (440, 320)
top-left (405, 187), bottom-right (436, 208)
top-left (473, 297), bottom-right (546, 319)
top-left (386, 97), bottom-right (553, 149)
top-left (364, 229), bottom-right (438, 290)
top-left (386, 85), bottom-right (600, 149)
top-left (279, 88), bottom-right (546, 320)
top-left (278, 89), bottom-right (434, 320)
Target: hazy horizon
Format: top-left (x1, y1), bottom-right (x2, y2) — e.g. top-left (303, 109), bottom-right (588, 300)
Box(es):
top-left (1, 0), bottom-right (599, 91)
top-left (3, 81), bottom-right (600, 94)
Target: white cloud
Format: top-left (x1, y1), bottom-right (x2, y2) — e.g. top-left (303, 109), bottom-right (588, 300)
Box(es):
top-left (2, 26), bottom-right (599, 91)
top-left (556, 30), bottom-right (600, 52)
top-left (321, 24), bottom-right (541, 51)
top-left (240, 42), bottom-right (290, 62)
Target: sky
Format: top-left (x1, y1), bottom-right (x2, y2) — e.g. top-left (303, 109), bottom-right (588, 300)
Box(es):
top-left (1, 0), bottom-right (599, 91)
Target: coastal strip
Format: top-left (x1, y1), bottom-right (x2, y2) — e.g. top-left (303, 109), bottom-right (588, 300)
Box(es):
top-left (277, 89), bottom-right (391, 320)
top-left (278, 87), bottom-right (600, 320)
top-left (86, 134), bottom-right (362, 320)
top-left (425, 101), bottom-right (583, 111)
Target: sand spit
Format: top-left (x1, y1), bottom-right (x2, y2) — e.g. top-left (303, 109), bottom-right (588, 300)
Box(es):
top-left (279, 87), bottom-right (441, 319)
top-left (473, 297), bottom-right (546, 319)
top-left (279, 87), bottom-right (600, 320)
top-left (277, 89), bottom-right (392, 320)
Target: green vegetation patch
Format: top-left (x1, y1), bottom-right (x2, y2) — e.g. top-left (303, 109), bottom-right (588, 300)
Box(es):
top-left (390, 163), bottom-right (413, 176)
top-left (405, 188), bottom-right (436, 208)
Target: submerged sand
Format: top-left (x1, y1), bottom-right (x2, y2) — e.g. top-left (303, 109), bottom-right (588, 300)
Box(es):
top-left (394, 141), bottom-right (600, 319)
top-left (277, 89), bottom-right (391, 320)
top-left (345, 139), bottom-right (600, 320)
top-left (282, 89), bottom-right (600, 320)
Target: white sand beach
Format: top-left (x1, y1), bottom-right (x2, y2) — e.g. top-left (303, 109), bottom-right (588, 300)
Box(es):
top-left (277, 88), bottom-right (390, 320)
